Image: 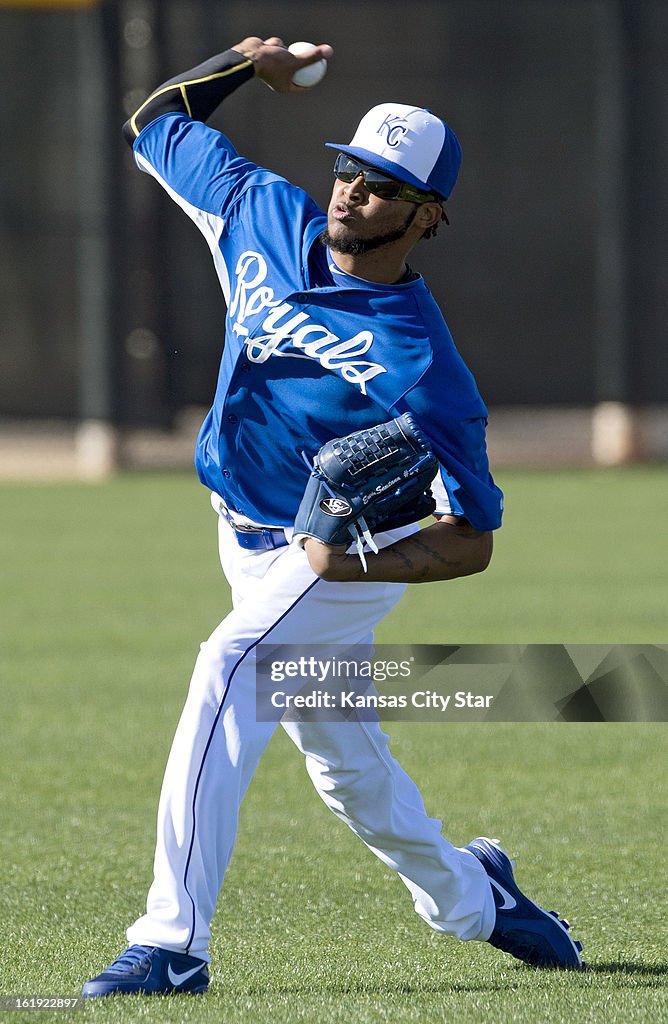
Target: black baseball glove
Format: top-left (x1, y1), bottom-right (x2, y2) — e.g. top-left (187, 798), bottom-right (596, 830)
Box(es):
top-left (293, 413), bottom-right (439, 571)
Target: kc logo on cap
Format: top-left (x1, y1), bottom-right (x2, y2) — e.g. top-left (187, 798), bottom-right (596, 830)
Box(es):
top-left (377, 112), bottom-right (409, 148)
top-left (325, 102), bottom-right (462, 200)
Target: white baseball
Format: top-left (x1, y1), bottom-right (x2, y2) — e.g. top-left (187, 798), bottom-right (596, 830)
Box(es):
top-left (288, 41), bottom-right (328, 88)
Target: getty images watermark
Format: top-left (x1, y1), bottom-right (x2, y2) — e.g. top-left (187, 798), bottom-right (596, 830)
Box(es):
top-left (265, 652), bottom-right (492, 714)
top-left (255, 644), bottom-right (668, 723)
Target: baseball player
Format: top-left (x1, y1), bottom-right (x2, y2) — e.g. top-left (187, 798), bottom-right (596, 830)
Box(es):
top-left (83, 36), bottom-right (582, 997)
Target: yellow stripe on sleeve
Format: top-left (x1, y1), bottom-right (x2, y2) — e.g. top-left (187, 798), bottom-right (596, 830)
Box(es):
top-left (180, 84), bottom-right (192, 118)
top-left (129, 60), bottom-right (253, 138)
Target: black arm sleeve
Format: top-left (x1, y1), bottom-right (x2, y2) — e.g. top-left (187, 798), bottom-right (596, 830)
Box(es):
top-left (122, 49), bottom-right (255, 146)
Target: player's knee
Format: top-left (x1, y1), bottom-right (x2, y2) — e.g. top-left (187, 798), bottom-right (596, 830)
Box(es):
top-left (309, 759), bottom-right (395, 827)
top-left (187, 635), bottom-right (247, 701)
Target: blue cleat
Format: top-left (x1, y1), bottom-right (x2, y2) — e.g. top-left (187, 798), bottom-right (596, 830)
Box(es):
top-left (466, 837), bottom-right (584, 969)
top-left (82, 944), bottom-right (209, 997)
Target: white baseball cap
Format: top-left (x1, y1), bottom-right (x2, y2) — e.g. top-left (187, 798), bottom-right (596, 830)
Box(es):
top-left (325, 102), bottom-right (462, 199)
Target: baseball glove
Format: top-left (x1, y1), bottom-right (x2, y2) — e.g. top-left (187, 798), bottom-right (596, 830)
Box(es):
top-left (293, 413), bottom-right (439, 571)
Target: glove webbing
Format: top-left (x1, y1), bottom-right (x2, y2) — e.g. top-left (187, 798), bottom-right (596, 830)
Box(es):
top-left (329, 423), bottom-right (403, 478)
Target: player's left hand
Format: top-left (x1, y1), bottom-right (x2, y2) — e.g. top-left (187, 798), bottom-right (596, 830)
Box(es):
top-left (232, 36), bottom-right (333, 93)
top-left (293, 413), bottom-right (439, 572)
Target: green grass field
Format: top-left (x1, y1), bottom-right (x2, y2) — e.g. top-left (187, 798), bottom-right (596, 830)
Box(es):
top-left (1, 469), bottom-right (666, 1023)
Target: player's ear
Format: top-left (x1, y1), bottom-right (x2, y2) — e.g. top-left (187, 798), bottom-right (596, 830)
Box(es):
top-left (414, 203), bottom-right (442, 231)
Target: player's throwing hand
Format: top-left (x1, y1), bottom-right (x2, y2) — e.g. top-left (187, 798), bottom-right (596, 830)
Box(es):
top-left (232, 36), bottom-right (333, 93)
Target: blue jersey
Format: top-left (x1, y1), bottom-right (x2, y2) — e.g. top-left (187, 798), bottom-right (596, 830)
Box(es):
top-left (133, 113), bottom-right (503, 532)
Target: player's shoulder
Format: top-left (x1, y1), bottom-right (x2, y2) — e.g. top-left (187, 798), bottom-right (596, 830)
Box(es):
top-left (402, 294), bottom-right (487, 412)
top-left (404, 281), bottom-right (459, 357)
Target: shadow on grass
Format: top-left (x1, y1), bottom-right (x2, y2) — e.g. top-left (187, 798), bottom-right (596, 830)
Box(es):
top-left (219, 975), bottom-right (528, 997)
top-left (217, 959), bottom-right (668, 997)
top-left (584, 960), bottom-right (668, 978)
top-left (218, 984), bottom-right (516, 997)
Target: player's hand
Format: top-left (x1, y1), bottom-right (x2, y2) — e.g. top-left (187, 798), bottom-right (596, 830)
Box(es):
top-left (232, 36), bottom-right (333, 93)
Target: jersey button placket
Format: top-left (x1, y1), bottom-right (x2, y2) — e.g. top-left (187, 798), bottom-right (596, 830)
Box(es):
top-left (222, 405), bottom-right (239, 483)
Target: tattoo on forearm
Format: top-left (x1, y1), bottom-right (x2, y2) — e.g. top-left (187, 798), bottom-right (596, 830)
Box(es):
top-left (402, 534), bottom-right (461, 581)
top-left (337, 522), bottom-right (488, 584)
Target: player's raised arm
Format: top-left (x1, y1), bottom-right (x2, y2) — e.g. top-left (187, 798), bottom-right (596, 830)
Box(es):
top-left (122, 37), bottom-right (333, 145)
top-left (122, 49), bottom-right (253, 144)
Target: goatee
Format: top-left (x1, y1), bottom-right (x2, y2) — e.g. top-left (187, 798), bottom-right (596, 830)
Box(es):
top-left (319, 209), bottom-right (416, 256)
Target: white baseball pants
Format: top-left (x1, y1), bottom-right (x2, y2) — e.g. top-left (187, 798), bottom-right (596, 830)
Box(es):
top-left (126, 510), bottom-right (495, 960)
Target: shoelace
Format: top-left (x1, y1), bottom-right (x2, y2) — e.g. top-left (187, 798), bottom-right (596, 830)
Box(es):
top-left (109, 946), bottom-right (155, 971)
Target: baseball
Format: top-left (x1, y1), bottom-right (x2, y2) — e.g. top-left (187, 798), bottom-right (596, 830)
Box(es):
top-left (288, 41), bottom-right (328, 88)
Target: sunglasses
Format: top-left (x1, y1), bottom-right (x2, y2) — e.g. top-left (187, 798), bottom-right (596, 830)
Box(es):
top-left (333, 153), bottom-right (439, 204)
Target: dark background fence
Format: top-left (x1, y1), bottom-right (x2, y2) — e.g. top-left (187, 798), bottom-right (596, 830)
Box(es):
top-left (1, 0), bottom-right (666, 427)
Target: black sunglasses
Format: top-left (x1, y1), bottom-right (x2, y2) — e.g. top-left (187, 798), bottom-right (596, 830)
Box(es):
top-left (333, 153), bottom-right (439, 205)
